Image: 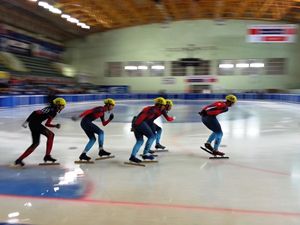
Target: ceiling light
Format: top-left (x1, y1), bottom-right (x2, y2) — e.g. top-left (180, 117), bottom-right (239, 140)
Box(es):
top-left (61, 14), bottom-right (70, 19)
top-left (49, 7), bottom-right (62, 14)
top-left (67, 17), bottom-right (79, 23)
top-left (38, 1), bottom-right (50, 8)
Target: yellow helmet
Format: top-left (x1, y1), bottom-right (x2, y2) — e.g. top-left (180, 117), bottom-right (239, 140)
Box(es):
top-left (154, 97), bottom-right (166, 105)
top-left (104, 98), bottom-right (116, 106)
top-left (225, 94), bottom-right (237, 104)
top-left (166, 99), bottom-right (173, 106)
top-left (53, 97), bottom-right (66, 107)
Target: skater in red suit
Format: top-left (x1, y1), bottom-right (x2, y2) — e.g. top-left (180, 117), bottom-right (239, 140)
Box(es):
top-left (72, 98), bottom-right (115, 161)
top-left (129, 97), bottom-right (175, 163)
top-left (15, 97), bottom-right (66, 166)
top-left (149, 99), bottom-right (174, 151)
top-left (199, 94), bottom-right (237, 156)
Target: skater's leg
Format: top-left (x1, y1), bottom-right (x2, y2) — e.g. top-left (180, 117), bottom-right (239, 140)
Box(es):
top-left (80, 120), bottom-right (97, 154)
top-left (213, 131), bottom-right (223, 150)
top-left (40, 126), bottom-right (54, 156)
top-left (97, 129), bottom-right (104, 148)
top-left (130, 132), bottom-right (144, 157)
top-left (143, 124), bottom-right (156, 155)
top-left (207, 132), bottom-right (216, 143)
top-left (83, 134), bottom-right (96, 153)
top-left (17, 128), bottom-right (40, 161)
top-left (155, 125), bottom-right (162, 144)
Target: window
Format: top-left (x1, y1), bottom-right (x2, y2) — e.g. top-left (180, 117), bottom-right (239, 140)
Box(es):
top-left (194, 60), bottom-right (211, 75)
top-left (124, 61), bottom-right (143, 77)
top-left (149, 61), bottom-right (165, 76)
top-left (217, 58), bottom-right (286, 76)
top-left (171, 61), bottom-right (187, 76)
top-left (218, 60), bottom-right (235, 75)
top-left (106, 62), bottom-right (122, 77)
top-left (265, 58), bottom-right (286, 75)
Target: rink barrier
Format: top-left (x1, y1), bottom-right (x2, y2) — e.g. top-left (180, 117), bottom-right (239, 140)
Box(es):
top-left (1, 93), bottom-right (300, 108)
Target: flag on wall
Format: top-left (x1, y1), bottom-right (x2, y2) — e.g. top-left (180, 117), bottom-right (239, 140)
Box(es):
top-left (247, 24), bottom-right (297, 43)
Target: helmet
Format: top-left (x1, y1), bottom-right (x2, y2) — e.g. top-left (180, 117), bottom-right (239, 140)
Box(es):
top-left (53, 97), bottom-right (66, 107)
top-left (225, 94), bottom-right (237, 104)
top-left (154, 97), bottom-right (166, 105)
top-left (104, 98), bottom-right (116, 106)
top-left (166, 99), bottom-right (173, 106)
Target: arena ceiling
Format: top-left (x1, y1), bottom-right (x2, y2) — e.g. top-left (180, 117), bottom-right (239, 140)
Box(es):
top-left (1, 0), bottom-right (300, 43)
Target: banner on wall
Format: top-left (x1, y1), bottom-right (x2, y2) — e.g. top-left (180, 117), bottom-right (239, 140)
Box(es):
top-left (0, 23), bottom-right (64, 59)
top-left (247, 24), bottom-right (297, 43)
top-left (161, 77), bottom-right (176, 85)
top-left (185, 75), bottom-right (218, 83)
top-left (0, 37), bottom-right (31, 55)
top-left (31, 43), bottom-right (60, 60)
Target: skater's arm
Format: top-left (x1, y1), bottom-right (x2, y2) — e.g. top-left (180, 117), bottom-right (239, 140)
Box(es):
top-left (22, 110), bottom-right (39, 127)
top-left (100, 115), bottom-right (111, 126)
top-left (79, 109), bottom-right (94, 118)
top-left (45, 117), bottom-right (58, 128)
top-left (161, 110), bottom-right (174, 122)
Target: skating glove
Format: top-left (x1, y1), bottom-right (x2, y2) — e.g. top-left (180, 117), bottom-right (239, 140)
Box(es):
top-left (71, 115), bottom-right (79, 121)
top-left (109, 113), bottom-right (114, 121)
top-left (22, 121), bottom-right (28, 128)
top-left (56, 124), bottom-right (61, 129)
top-left (199, 110), bottom-right (207, 116)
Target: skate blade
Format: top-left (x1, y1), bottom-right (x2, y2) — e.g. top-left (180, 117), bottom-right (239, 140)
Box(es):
top-left (39, 162), bottom-right (60, 166)
top-left (9, 164), bottom-right (25, 169)
top-left (151, 149), bottom-right (169, 153)
top-left (142, 160), bottom-right (158, 163)
top-left (74, 160), bottom-right (94, 164)
top-left (140, 154), bottom-right (158, 157)
top-left (95, 155), bottom-right (115, 160)
top-left (201, 147), bottom-right (228, 159)
top-left (209, 156), bottom-right (229, 159)
top-left (124, 162), bottom-right (145, 167)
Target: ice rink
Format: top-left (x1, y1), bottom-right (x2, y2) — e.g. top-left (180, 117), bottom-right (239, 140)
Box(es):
top-left (1, 99), bottom-right (300, 225)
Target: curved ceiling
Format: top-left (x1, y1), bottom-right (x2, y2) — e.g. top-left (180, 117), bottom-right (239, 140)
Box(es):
top-left (56, 0), bottom-right (300, 31)
top-left (0, 0), bottom-right (300, 42)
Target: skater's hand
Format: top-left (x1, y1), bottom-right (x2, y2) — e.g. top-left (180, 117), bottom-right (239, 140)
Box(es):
top-left (22, 122), bottom-right (28, 128)
top-left (109, 113), bottom-right (114, 121)
top-left (199, 110), bottom-right (207, 116)
top-left (56, 124), bottom-right (61, 129)
top-left (71, 115), bottom-right (79, 121)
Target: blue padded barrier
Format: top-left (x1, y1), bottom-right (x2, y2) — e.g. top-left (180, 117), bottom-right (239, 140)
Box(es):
top-left (1, 93), bottom-right (300, 108)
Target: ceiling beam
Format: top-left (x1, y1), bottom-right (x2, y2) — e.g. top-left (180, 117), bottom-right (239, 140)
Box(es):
top-left (255, 0), bottom-right (275, 18)
top-left (276, 0), bottom-right (297, 20)
top-left (214, 0), bottom-right (225, 19)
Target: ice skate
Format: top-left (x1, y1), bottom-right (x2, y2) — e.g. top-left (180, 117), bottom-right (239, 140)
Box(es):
top-left (142, 154), bottom-right (158, 163)
top-left (152, 143), bottom-right (169, 152)
top-left (39, 155), bottom-right (60, 166)
top-left (155, 143), bottom-right (166, 150)
top-left (14, 159), bottom-right (25, 167)
top-left (204, 142), bottom-right (214, 151)
top-left (75, 153), bottom-right (94, 164)
top-left (212, 150), bottom-right (225, 156)
top-left (124, 156), bottom-right (145, 167)
top-left (96, 149), bottom-right (115, 160)
top-left (200, 146), bottom-right (229, 159)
